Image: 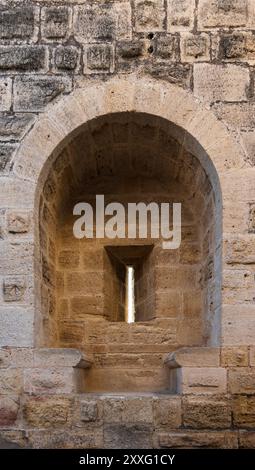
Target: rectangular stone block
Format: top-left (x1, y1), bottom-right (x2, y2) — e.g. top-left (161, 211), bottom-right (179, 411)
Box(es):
top-left (122, 397), bottom-right (154, 424)
top-left (176, 367), bottom-right (227, 394)
top-left (27, 429), bottom-right (102, 449)
top-left (213, 102), bottom-right (255, 130)
top-left (198, 0), bottom-right (248, 29)
top-left (74, 2), bottom-right (132, 43)
top-left (55, 46), bottom-right (80, 71)
top-left (41, 7), bottom-right (71, 40)
top-left (239, 431), bottom-right (255, 448)
top-left (33, 348), bottom-right (84, 368)
top-left (80, 399), bottom-right (98, 422)
top-left (167, 0), bottom-right (195, 32)
top-left (0, 397), bottom-right (19, 426)
top-left (6, 211), bottom-right (31, 234)
top-left (0, 369), bottom-right (22, 394)
top-left (0, 114), bottom-right (35, 141)
top-left (153, 396), bottom-right (182, 428)
top-left (3, 276), bottom-right (26, 302)
top-left (104, 424), bottom-right (153, 449)
top-left (0, 7), bottom-right (36, 40)
top-left (0, 145), bottom-right (15, 175)
top-left (180, 33), bottom-right (210, 62)
top-left (0, 77), bottom-right (12, 112)
top-left (167, 347), bottom-right (220, 368)
top-left (183, 396), bottom-right (231, 429)
top-left (221, 347), bottom-right (249, 367)
top-left (222, 305), bottom-right (255, 346)
top-left (14, 76), bottom-right (72, 112)
top-left (0, 46), bottom-right (47, 72)
top-left (66, 272), bottom-right (104, 295)
top-left (0, 242), bottom-right (33, 275)
top-left (224, 237), bottom-right (255, 264)
top-left (219, 33), bottom-right (255, 63)
top-left (194, 64), bottom-right (250, 104)
top-left (0, 308), bottom-right (34, 347)
top-left (228, 368), bottom-right (255, 394)
top-left (23, 368), bottom-right (75, 394)
top-left (23, 396), bottom-right (73, 428)
top-left (158, 431), bottom-right (238, 448)
top-left (84, 44), bottom-right (114, 74)
top-left (134, 0), bottom-right (166, 32)
top-left (232, 395), bottom-right (255, 428)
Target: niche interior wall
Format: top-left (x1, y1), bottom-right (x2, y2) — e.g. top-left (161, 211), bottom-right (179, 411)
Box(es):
top-left (0, 0), bottom-right (255, 449)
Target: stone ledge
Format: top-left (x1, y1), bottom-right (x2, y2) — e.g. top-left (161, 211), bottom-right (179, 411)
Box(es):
top-left (164, 347), bottom-right (220, 369)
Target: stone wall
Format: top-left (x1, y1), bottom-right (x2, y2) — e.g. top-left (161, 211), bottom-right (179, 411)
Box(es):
top-left (0, 0), bottom-right (255, 449)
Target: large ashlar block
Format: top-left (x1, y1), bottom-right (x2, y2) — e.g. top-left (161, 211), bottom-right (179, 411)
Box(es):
top-left (33, 348), bottom-right (92, 369)
top-left (0, 77), bottom-right (12, 112)
top-left (198, 0), bottom-right (248, 29)
top-left (167, 0), bottom-right (195, 32)
top-left (0, 369), bottom-right (22, 394)
top-left (23, 396), bottom-right (73, 428)
top-left (183, 396), bottom-right (231, 429)
top-left (153, 396), bottom-right (182, 428)
top-left (194, 64), bottom-right (249, 104)
top-left (0, 308), bottom-right (34, 347)
top-left (222, 305), bottom-right (255, 346)
top-left (239, 431), bottom-right (255, 448)
top-left (224, 236), bottom-right (255, 264)
top-left (232, 395), bottom-right (255, 428)
top-left (171, 367), bottom-right (227, 394)
top-left (228, 368), bottom-right (255, 394)
top-left (0, 397), bottom-right (19, 427)
top-left (134, 0), bottom-right (166, 32)
top-left (158, 431), bottom-right (238, 449)
top-left (23, 368), bottom-right (76, 394)
top-left (221, 347), bottom-right (249, 367)
top-left (165, 347), bottom-right (220, 368)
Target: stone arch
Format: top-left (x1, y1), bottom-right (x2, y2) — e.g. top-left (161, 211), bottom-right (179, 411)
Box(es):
top-left (8, 75), bottom-right (248, 359)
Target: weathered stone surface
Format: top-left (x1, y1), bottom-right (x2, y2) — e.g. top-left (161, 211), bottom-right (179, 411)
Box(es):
top-left (0, 114), bottom-right (35, 141)
top-left (153, 396), bottom-right (182, 427)
top-left (122, 398), bottom-right (154, 424)
top-left (0, 7), bottom-right (35, 40)
top-left (80, 400), bottom-right (98, 422)
top-left (23, 396), bottom-right (72, 428)
top-left (0, 397), bottom-right (19, 426)
top-left (222, 305), bottom-right (255, 346)
top-left (239, 431), bottom-right (255, 448)
top-left (158, 431), bottom-right (238, 448)
top-left (0, 242), bottom-right (33, 276)
top-left (221, 347), bottom-right (249, 367)
top-left (176, 367), bottom-right (227, 394)
top-left (180, 33), bottom-right (210, 62)
top-left (0, 78), bottom-right (12, 112)
top-left (85, 44), bottom-right (114, 73)
top-left (183, 396), bottom-right (231, 429)
top-left (55, 46), bottom-right (79, 71)
top-left (198, 0), bottom-right (248, 29)
top-left (0, 308), bottom-right (33, 347)
top-left (228, 368), bottom-right (255, 394)
top-left (0, 369), bottom-right (22, 394)
top-left (0, 46), bottom-right (47, 71)
top-left (134, 0), bottom-right (166, 32)
top-left (3, 276), bottom-right (26, 302)
top-left (23, 368), bottom-right (75, 394)
top-left (155, 36), bottom-right (179, 60)
top-left (167, 0), bottom-right (195, 32)
top-left (14, 76), bottom-right (72, 112)
top-left (42, 7), bottom-right (71, 39)
top-left (248, 204), bottom-right (255, 233)
top-left (33, 348), bottom-right (86, 368)
top-left (0, 145), bottom-right (15, 175)
top-left (194, 64), bottom-right (250, 104)
top-left (6, 211), bottom-right (31, 234)
top-left (219, 33), bottom-right (255, 62)
top-left (117, 40), bottom-right (144, 59)
top-left (104, 424), bottom-right (153, 449)
top-left (0, 349), bottom-right (10, 368)
top-left (74, 3), bottom-right (132, 43)
top-left (225, 237), bottom-right (255, 264)
top-left (28, 429), bottom-right (102, 449)
top-left (232, 395), bottom-right (255, 428)
top-left (165, 347), bottom-right (220, 368)
top-left (146, 62), bottom-right (192, 88)
top-left (249, 347), bottom-right (255, 366)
